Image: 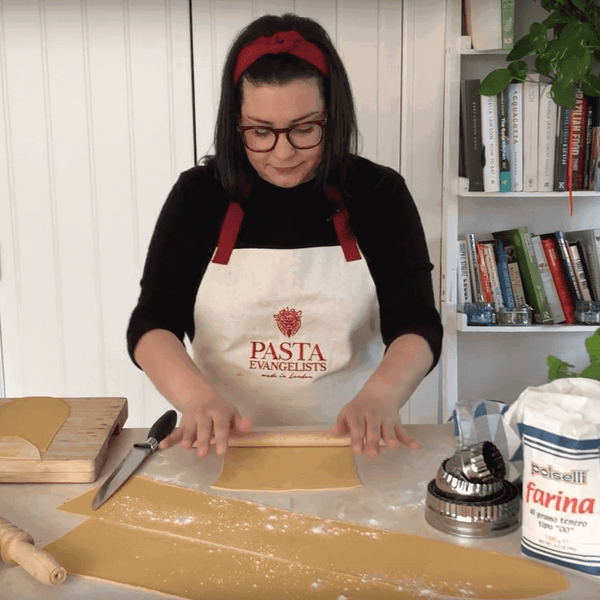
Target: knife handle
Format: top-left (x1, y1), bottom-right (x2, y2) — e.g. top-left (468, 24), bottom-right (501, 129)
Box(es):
top-left (147, 410), bottom-right (178, 444)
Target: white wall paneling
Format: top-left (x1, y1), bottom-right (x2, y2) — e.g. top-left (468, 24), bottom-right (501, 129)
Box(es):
top-left (401, 0), bottom-right (446, 423)
top-left (0, 0), bottom-right (194, 426)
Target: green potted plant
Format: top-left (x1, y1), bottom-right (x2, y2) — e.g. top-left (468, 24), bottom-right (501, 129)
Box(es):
top-left (479, 0), bottom-right (600, 108)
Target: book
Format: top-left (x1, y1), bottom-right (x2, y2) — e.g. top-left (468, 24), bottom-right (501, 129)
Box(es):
top-left (552, 230), bottom-right (583, 303)
top-left (554, 105), bottom-right (571, 191)
top-left (541, 236), bottom-right (575, 323)
top-left (466, 233), bottom-right (485, 303)
top-left (491, 230), bottom-right (527, 308)
top-left (588, 97), bottom-right (600, 191)
top-left (501, 0), bottom-right (515, 52)
top-left (564, 228), bottom-right (600, 300)
top-left (460, 80), bottom-right (485, 192)
top-left (498, 88), bottom-right (512, 192)
top-left (571, 87), bottom-right (587, 191)
top-left (493, 237), bottom-right (516, 309)
top-left (522, 80), bottom-right (539, 192)
top-left (537, 83), bottom-right (558, 192)
top-left (568, 242), bottom-right (593, 301)
top-left (582, 94), bottom-right (594, 190)
top-left (480, 94), bottom-right (500, 192)
top-left (464, 0), bottom-right (503, 51)
top-left (531, 234), bottom-right (565, 323)
top-left (482, 241), bottom-right (505, 309)
top-left (457, 239), bottom-right (473, 311)
top-left (476, 241), bottom-right (494, 303)
top-left (508, 82), bottom-right (523, 191)
top-left (508, 226), bottom-right (553, 323)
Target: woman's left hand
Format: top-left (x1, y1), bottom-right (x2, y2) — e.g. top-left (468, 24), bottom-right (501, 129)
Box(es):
top-left (329, 392), bottom-right (420, 458)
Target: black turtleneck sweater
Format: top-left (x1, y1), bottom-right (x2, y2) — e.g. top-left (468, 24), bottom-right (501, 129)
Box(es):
top-left (127, 155), bottom-right (443, 370)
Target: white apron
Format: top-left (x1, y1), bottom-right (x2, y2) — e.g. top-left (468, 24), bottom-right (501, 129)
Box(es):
top-left (192, 187), bottom-right (385, 426)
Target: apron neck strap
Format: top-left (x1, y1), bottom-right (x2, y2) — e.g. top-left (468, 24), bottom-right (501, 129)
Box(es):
top-left (212, 185), bottom-right (361, 265)
top-left (325, 186), bottom-right (361, 262)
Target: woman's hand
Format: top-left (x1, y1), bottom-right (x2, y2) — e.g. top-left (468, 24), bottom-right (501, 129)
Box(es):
top-left (159, 393), bottom-right (252, 457)
top-left (329, 391), bottom-right (419, 458)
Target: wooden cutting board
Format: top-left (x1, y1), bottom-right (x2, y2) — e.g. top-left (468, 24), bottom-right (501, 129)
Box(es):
top-left (0, 397), bottom-right (127, 483)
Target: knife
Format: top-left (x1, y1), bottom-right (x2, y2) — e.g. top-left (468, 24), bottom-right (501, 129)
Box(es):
top-left (92, 409), bottom-right (178, 510)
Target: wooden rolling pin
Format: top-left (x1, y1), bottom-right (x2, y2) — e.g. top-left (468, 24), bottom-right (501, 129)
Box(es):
top-left (206, 428), bottom-right (387, 447)
top-left (0, 516), bottom-right (66, 586)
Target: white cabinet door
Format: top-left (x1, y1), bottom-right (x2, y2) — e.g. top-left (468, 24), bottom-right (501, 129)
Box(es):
top-left (0, 0), bottom-right (194, 426)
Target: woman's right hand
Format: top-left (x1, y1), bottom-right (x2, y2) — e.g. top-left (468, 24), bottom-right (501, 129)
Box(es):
top-left (158, 393), bottom-right (252, 457)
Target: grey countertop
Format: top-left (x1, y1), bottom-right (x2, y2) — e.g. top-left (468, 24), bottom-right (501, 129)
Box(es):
top-left (0, 424), bottom-right (597, 599)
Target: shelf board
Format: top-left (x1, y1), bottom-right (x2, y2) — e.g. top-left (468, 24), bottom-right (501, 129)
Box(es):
top-left (458, 191), bottom-right (600, 199)
top-left (457, 313), bottom-right (598, 333)
top-left (460, 36), bottom-right (508, 55)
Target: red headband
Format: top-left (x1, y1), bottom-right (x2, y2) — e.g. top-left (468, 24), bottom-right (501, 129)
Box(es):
top-left (233, 30), bottom-right (329, 84)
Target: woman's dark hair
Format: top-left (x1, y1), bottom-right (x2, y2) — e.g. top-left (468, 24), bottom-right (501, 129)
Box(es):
top-left (203, 13), bottom-right (358, 197)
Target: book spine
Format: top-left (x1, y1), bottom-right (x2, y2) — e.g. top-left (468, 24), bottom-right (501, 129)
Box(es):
top-left (542, 237), bottom-right (575, 323)
top-left (537, 84), bottom-right (558, 192)
top-left (571, 87), bottom-right (586, 191)
top-left (460, 80), bottom-right (485, 192)
top-left (466, 233), bottom-right (485, 302)
top-left (476, 242), bottom-right (494, 303)
top-left (554, 105), bottom-right (571, 191)
top-left (492, 230), bottom-right (528, 307)
top-left (457, 239), bottom-right (473, 311)
top-left (565, 230), bottom-right (600, 300)
top-left (523, 80), bottom-right (539, 192)
top-left (531, 234), bottom-right (565, 323)
top-left (483, 242), bottom-right (505, 309)
top-left (501, 0), bottom-right (515, 51)
top-left (568, 242), bottom-right (593, 301)
top-left (588, 97), bottom-right (600, 190)
top-left (498, 88), bottom-right (512, 192)
top-left (481, 94), bottom-right (500, 192)
top-left (554, 230), bottom-right (583, 302)
top-left (508, 83), bottom-right (523, 191)
top-left (583, 95), bottom-right (594, 190)
top-left (493, 238), bottom-right (516, 309)
top-left (509, 227), bottom-right (553, 323)
top-left (467, 0), bottom-right (503, 51)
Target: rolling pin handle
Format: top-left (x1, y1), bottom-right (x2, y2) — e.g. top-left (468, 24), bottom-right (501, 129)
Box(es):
top-left (0, 516), bottom-right (66, 586)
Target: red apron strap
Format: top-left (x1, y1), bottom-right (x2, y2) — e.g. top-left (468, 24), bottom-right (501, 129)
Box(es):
top-left (212, 202), bottom-right (244, 265)
top-left (326, 186), bottom-right (361, 262)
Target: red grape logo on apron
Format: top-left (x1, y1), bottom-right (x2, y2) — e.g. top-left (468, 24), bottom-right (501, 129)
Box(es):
top-left (274, 307), bottom-right (302, 338)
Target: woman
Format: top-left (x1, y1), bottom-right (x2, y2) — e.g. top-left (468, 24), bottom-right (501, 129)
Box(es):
top-left (127, 13), bottom-right (443, 460)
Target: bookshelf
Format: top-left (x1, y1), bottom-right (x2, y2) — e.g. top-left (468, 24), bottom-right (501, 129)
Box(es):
top-left (441, 0), bottom-right (600, 420)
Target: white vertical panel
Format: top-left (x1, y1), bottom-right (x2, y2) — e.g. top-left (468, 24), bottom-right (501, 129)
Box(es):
top-left (337, 1), bottom-right (379, 161)
top-left (401, 0), bottom-right (446, 424)
top-left (0, 0), bottom-right (194, 426)
top-left (0, 0), bottom-right (63, 396)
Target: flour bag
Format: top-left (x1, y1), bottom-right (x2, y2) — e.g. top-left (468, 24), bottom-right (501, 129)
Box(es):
top-left (503, 378), bottom-right (600, 576)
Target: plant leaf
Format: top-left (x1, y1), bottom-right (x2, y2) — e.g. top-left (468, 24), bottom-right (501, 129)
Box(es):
top-left (571, 0), bottom-right (587, 12)
top-left (580, 74), bottom-right (600, 96)
top-left (478, 69), bottom-right (513, 96)
top-left (535, 54), bottom-right (552, 76)
top-left (551, 78), bottom-right (575, 108)
top-left (507, 34), bottom-right (535, 61)
top-left (560, 47), bottom-right (592, 82)
top-left (508, 60), bottom-right (529, 81)
top-left (542, 10), bottom-right (566, 29)
top-left (529, 21), bottom-right (549, 54)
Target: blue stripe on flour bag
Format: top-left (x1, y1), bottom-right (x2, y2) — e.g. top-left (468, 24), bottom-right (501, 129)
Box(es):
top-left (450, 399), bottom-right (522, 482)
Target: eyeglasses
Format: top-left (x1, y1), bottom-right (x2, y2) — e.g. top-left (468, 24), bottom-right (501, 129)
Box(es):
top-left (238, 118), bottom-right (327, 152)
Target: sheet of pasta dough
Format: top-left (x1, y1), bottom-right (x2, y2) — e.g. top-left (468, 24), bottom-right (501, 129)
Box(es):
top-left (211, 446), bottom-right (362, 491)
top-left (0, 396), bottom-right (70, 452)
top-left (45, 476), bottom-right (569, 600)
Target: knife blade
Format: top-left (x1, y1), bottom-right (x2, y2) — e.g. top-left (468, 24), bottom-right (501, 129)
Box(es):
top-left (91, 409), bottom-right (177, 510)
